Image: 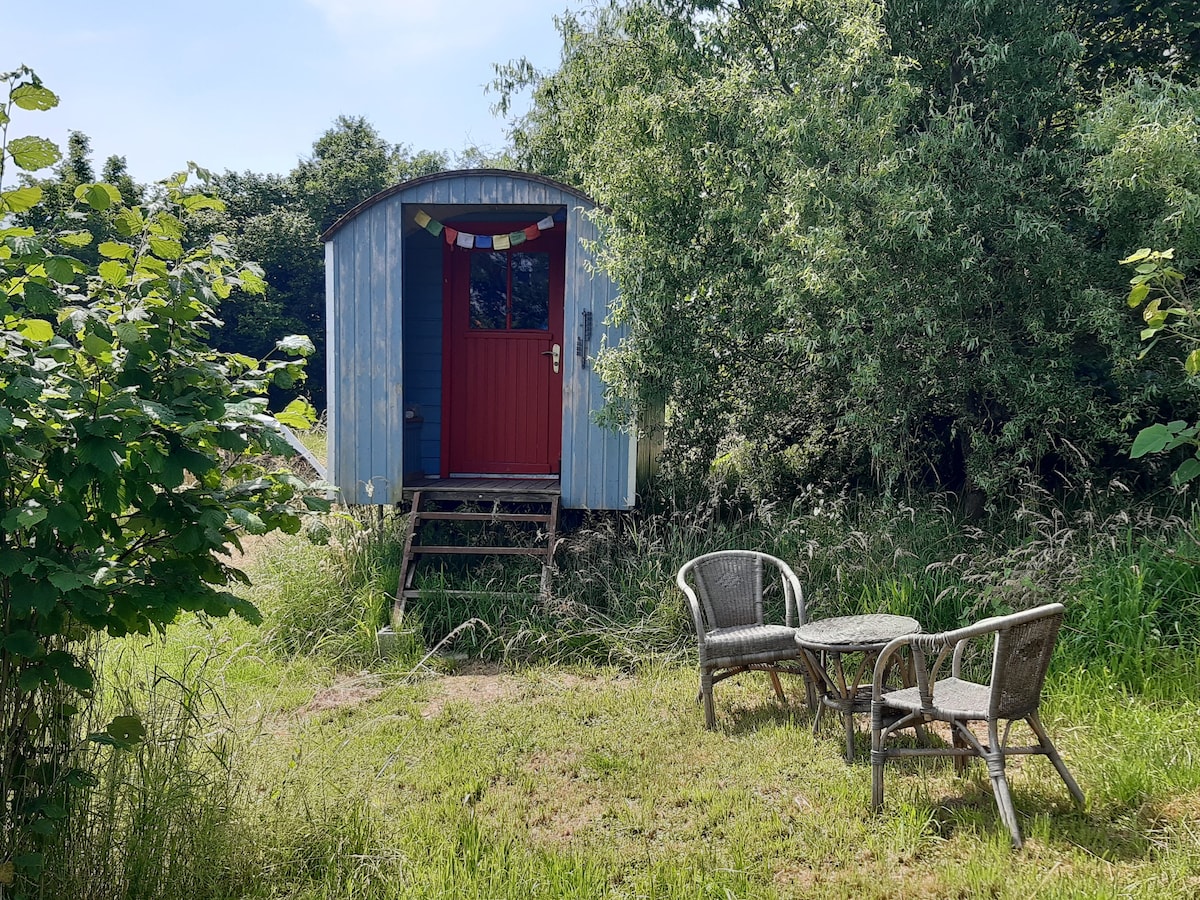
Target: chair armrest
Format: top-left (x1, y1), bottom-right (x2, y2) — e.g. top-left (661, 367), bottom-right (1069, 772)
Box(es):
top-left (675, 566), bottom-right (708, 646)
top-left (776, 558), bottom-right (805, 627)
top-left (871, 635), bottom-right (916, 702)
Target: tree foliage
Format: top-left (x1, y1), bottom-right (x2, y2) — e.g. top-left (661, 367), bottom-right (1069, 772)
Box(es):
top-left (0, 68), bottom-right (327, 893)
top-left (500, 0), bottom-right (1198, 503)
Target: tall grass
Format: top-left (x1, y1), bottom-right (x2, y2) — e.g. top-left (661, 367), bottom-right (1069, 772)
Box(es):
top-left (250, 480), bottom-right (1200, 689)
top-left (250, 509), bottom-right (407, 666)
top-left (40, 648), bottom-right (256, 900)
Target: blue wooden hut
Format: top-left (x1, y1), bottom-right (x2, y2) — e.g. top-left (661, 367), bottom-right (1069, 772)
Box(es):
top-left (321, 169), bottom-right (637, 509)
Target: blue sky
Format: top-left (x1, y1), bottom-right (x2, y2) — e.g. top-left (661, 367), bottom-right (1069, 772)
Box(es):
top-left (6, 0), bottom-right (574, 183)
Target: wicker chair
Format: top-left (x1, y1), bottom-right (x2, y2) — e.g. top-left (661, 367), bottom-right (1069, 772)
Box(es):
top-left (677, 550), bottom-right (812, 729)
top-left (869, 603), bottom-right (1084, 849)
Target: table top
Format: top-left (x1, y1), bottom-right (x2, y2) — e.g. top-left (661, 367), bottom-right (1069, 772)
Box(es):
top-left (793, 614), bottom-right (921, 652)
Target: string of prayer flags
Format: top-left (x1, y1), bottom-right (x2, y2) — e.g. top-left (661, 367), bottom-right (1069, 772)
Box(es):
top-left (412, 208), bottom-right (568, 250)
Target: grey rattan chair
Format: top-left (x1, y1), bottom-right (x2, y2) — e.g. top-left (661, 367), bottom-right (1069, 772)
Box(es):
top-left (869, 603), bottom-right (1084, 849)
top-left (677, 550), bottom-right (812, 729)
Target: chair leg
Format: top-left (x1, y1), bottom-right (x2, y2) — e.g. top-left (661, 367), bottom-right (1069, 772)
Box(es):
top-left (701, 671), bottom-right (716, 730)
top-left (870, 705), bottom-right (885, 810)
top-left (1027, 713), bottom-right (1085, 808)
top-left (985, 723), bottom-right (1024, 849)
top-left (952, 728), bottom-right (969, 774)
top-left (767, 669), bottom-right (786, 702)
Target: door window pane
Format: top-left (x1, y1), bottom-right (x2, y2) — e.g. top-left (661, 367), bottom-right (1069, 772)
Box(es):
top-left (510, 252), bottom-right (550, 330)
top-left (469, 251), bottom-right (507, 329)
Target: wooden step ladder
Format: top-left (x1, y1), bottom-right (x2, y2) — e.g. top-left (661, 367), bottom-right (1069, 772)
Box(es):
top-left (394, 485), bottom-right (560, 625)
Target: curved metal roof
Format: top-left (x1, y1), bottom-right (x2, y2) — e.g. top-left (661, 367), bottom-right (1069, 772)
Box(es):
top-left (320, 169), bottom-right (596, 242)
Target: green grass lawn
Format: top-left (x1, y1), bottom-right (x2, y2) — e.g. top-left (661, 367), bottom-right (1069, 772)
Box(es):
top-left (95, 609), bottom-right (1200, 900)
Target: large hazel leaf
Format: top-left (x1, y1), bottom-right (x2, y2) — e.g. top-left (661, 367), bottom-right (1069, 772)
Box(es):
top-left (277, 334), bottom-right (315, 357)
top-left (1, 185), bottom-right (42, 213)
top-left (73, 182), bottom-right (122, 211)
top-left (8, 135), bottom-right (61, 170)
top-left (10, 82), bottom-right (59, 110)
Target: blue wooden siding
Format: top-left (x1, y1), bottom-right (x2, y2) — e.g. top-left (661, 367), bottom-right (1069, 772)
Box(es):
top-left (401, 227), bottom-right (443, 478)
top-left (325, 171), bottom-right (635, 509)
top-left (326, 205), bottom-right (405, 505)
top-left (560, 206), bottom-right (634, 509)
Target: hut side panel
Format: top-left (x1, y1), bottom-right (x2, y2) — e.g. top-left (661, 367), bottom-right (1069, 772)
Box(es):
top-left (326, 207), bottom-right (405, 505)
top-left (561, 207), bottom-right (634, 510)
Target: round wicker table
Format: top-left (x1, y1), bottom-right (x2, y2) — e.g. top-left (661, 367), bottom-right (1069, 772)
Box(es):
top-left (794, 614), bottom-right (921, 763)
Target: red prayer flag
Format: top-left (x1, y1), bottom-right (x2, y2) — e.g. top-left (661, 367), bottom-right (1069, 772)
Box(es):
top-left (445, 227), bottom-right (459, 245)
top-left (523, 224), bottom-right (540, 241)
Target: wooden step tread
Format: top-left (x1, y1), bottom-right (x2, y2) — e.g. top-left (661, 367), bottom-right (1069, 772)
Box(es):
top-left (411, 545), bottom-right (547, 556)
top-left (415, 511), bottom-right (551, 523)
top-left (416, 489), bottom-right (557, 503)
top-left (401, 589), bottom-right (542, 599)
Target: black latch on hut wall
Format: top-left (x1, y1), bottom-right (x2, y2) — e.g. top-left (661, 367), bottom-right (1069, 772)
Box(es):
top-left (577, 310), bottom-right (593, 369)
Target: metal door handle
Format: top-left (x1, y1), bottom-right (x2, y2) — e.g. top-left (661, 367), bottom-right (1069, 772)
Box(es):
top-left (541, 343), bottom-right (561, 373)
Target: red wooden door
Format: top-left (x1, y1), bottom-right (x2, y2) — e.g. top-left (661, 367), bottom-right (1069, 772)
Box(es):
top-left (442, 224), bottom-right (565, 475)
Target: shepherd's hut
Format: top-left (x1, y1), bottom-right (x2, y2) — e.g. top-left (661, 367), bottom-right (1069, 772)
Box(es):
top-left (321, 170), bottom-right (650, 604)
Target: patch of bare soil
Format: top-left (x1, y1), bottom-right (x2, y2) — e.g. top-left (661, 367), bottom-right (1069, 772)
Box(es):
top-left (296, 672), bottom-right (387, 717)
top-left (420, 661), bottom-right (518, 718)
top-left (419, 663), bottom-right (603, 719)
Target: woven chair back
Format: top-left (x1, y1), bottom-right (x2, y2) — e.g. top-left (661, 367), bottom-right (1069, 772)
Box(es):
top-left (990, 606), bottom-right (1064, 719)
top-left (691, 552), bottom-right (765, 630)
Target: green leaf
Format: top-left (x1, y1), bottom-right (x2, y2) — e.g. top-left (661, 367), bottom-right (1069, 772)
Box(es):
top-left (1131, 423), bottom-right (1173, 459)
top-left (182, 193), bottom-right (226, 212)
top-left (238, 268), bottom-right (267, 294)
top-left (276, 397), bottom-right (317, 429)
top-left (11, 83), bottom-right (59, 110)
top-left (8, 135), bottom-right (61, 170)
top-left (1119, 248), bottom-right (1152, 265)
top-left (277, 334), bottom-right (315, 357)
top-left (55, 662), bottom-right (93, 692)
top-left (2, 631), bottom-right (41, 658)
top-left (1127, 283), bottom-right (1149, 308)
top-left (98, 241), bottom-right (134, 259)
top-left (56, 230), bottom-right (94, 248)
top-left (44, 255), bottom-right (78, 284)
top-left (1, 185), bottom-right (43, 213)
top-left (98, 260), bottom-right (128, 287)
top-left (105, 715), bottom-right (146, 747)
top-left (230, 508), bottom-right (268, 534)
top-left (148, 236), bottom-right (182, 260)
top-left (1173, 457), bottom-right (1200, 486)
top-left (1186, 351), bottom-right (1200, 377)
top-left (73, 182), bottom-right (122, 211)
top-left (82, 333), bottom-right (112, 357)
top-left (17, 318), bottom-right (55, 342)
top-left (113, 208), bottom-right (146, 237)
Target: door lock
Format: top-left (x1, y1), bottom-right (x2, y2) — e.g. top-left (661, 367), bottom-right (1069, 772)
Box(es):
top-left (542, 343), bottom-right (561, 373)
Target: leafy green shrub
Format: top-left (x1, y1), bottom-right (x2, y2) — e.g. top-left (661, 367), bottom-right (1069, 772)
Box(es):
top-left (0, 69), bottom-right (325, 892)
